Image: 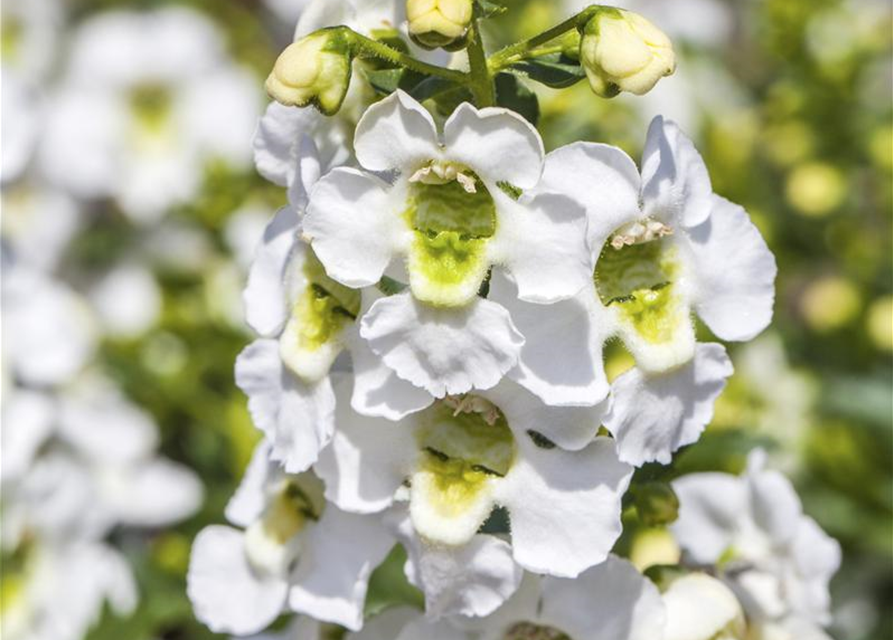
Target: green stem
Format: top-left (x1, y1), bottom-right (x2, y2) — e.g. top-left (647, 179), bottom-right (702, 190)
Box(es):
top-left (466, 23), bottom-right (495, 107)
top-left (488, 6), bottom-right (599, 71)
top-left (349, 31), bottom-right (468, 83)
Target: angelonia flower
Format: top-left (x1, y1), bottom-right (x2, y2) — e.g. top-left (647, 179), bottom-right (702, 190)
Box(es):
top-left (580, 7), bottom-right (676, 98)
top-left (189, 2), bottom-right (843, 639)
top-left (407, 0), bottom-right (474, 50)
top-left (266, 29), bottom-right (353, 115)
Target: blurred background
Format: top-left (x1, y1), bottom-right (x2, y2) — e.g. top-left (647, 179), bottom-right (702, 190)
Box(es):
top-left (1, 0), bottom-right (890, 639)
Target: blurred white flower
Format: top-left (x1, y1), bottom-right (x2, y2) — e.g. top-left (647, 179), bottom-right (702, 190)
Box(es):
top-left (88, 263), bottom-right (162, 339)
top-left (187, 441), bottom-right (393, 635)
top-left (672, 450), bottom-right (841, 636)
top-left (38, 7), bottom-right (262, 222)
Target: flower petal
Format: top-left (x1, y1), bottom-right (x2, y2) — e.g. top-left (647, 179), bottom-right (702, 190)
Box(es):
top-left (187, 525), bottom-right (288, 636)
top-left (304, 168), bottom-right (408, 288)
top-left (536, 142), bottom-right (642, 257)
top-left (671, 473), bottom-right (746, 564)
top-left (488, 191), bottom-right (591, 303)
top-left (641, 116), bottom-right (713, 228)
top-left (244, 206), bottom-right (300, 337)
top-left (745, 449), bottom-right (803, 545)
top-left (390, 508), bottom-right (523, 619)
top-left (360, 293), bottom-right (524, 397)
top-left (107, 458), bottom-right (203, 527)
top-left (349, 326), bottom-right (435, 421)
top-left (498, 437), bottom-right (633, 577)
top-left (442, 102), bottom-right (544, 189)
top-left (539, 556), bottom-right (667, 640)
top-left (235, 339), bottom-right (336, 473)
top-left (787, 517), bottom-right (840, 625)
top-left (354, 90), bottom-right (441, 173)
top-left (481, 379), bottom-right (608, 452)
top-left (253, 102), bottom-right (319, 187)
top-left (315, 378), bottom-right (416, 513)
top-left (662, 573), bottom-right (745, 640)
top-left (289, 508), bottom-right (394, 631)
top-left (1, 390), bottom-right (54, 482)
top-left (225, 440), bottom-right (276, 528)
top-left (489, 274), bottom-right (610, 407)
top-left (603, 342), bottom-right (733, 466)
top-left (688, 195), bottom-right (777, 342)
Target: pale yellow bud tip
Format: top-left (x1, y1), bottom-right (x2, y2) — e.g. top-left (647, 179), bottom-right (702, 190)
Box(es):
top-left (265, 30), bottom-right (352, 115)
top-left (407, 0), bottom-right (474, 49)
top-left (580, 8), bottom-right (676, 98)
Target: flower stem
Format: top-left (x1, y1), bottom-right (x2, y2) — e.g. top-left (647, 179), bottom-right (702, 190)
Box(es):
top-left (348, 31), bottom-right (468, 84)
top-left (466, 22), bottom-right (495, 107)
top-left (487, 6), bottom-right (599, 71)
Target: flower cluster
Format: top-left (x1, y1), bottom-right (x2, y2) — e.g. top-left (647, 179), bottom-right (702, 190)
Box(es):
top-left (187, 2), bottom-right (840, 639)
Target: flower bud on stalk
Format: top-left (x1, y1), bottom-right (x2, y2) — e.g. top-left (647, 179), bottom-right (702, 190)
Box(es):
top-left (265, 28), bottom-right (352, 115)
top-left (579, 7), bottom-right (675, 98)
top-left (407, 0), bottom-right (474, 50)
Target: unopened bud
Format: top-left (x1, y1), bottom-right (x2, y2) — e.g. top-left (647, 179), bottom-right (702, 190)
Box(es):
top-left (407, 0), bottom-right (474, 50)
top-left (265, 29), bottom-right (352, 115)
top-left (580, 8), bottom-right (675, 98)
top-left (635, 481), bottom-right (679, 526)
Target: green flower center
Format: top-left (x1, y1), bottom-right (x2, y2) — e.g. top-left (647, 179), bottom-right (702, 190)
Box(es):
top-left (405, 173), bottom-right (497, 307)
top-left (259, 480), bottom-right (321, 545)
top-left (0, 538), bottom-right (34, 620)
top-left (129, 83), bottom-right (173, 134)
top-left (594, 233), bottom-right (683, 344)
top-left (291, 250), bottom-right (361, 353)
top-left (504, 623), bottom-right (573, 640)
top-left (1, 17), bottom-right (23, 62)
top-left (412, 397), bottom-right (515, 532)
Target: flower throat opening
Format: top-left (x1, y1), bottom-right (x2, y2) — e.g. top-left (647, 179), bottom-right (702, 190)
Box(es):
top-left (504, 622), bottom-right (573, 640)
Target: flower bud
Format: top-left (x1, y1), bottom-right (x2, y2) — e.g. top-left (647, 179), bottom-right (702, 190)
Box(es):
top-left (634, 481), bottom-right (679, 527)
top-left (580, 8), bottom-right (675, 98)
top-left (265, 29), bottom-right (352, 115)
top-left (407, 0), bottom-right (474, 50)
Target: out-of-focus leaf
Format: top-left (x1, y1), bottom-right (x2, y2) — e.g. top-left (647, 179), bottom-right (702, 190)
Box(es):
top-left (494, 72), bottom-right (539, 126)
top-left (364, 544), bottom-right (424, 618)
top-left (509, 53), bottom-right (586, 89)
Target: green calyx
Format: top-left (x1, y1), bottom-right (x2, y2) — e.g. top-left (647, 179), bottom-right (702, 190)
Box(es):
top-left (405, 176), bottom-right (497, 306)
top-left (595, 237), bottom-right (683, 344)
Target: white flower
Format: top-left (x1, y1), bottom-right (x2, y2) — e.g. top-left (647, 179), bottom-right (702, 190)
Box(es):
top-left (1, 72), bottom-right (41, 184)
top-left (88, 263), bottom-right (162, 339)
top-left (660, 572), bottom-right (746, 640)
top-left (38, 7), bottom-right (261, 223)
top-left (491, 116), bottom-right (774, 463)
top-left (303, 90), bottom-right (591, 396)
top-left (187, 441), bottom-right (394, 635)
top-left (0, 539), bottom-right (137, 640)
top-left (315, 376), bottom-right (629, 614)
top-left (237, 148), bottom-right (430, 471)
top-left (671, 450), bottom-right (841, 633)
top-left (458, 556), bottom-right (666, 639)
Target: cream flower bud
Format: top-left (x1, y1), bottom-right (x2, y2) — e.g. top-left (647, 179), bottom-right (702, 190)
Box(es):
top-left (407, 0), bottom-right (474, 50)
top-left (265, 29), bottom-right (352, 115)
top-left (580, 8), bottom-right (675, 98)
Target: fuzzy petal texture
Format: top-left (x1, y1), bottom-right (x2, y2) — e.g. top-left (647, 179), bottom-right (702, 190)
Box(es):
top-left (604, 342), bottom-right (733, 466)
top-left (354, 90), bottom-right (441, 173)
top-left (489, 274), bottom-right (610, 407)
top-left (226, 440), bottom-right (276, 528)
top-left (535, 142), bottom-right (642, 256)
top-left (289, 507), bottom-right (394, 631)
top-left (688, 195), bottom-right (776, 342)
top-left (360, 293), bottom-right (524, 397)
top-left (481, 378), bottom-right (608, 452)
top-left (671, 473), bottom-right (746, 564)
top-left (188, 525), bottom-right (288, 636)
top-left (497, 437), bottom-right (633, 577)
top-left (442, 102), bottom-right (544, 189)
top-left (304, 168), bottom-right (408, 288)
top-left (235, 339), bottom-right (336, 473)
top-left (641, 116), bottom-right (713, 228)
top-left (349, 328), bottom-right (434, 420)
top-left (315, 378), bottom-right (417, 513)
top-left (391, 509), bottom-right (523, 619)
top-left (244, 206), bottom-right (300, 337)
top-left (488, 191), bottom-right (591, 303)
top-left (539, 556), bottom-right (667, 640)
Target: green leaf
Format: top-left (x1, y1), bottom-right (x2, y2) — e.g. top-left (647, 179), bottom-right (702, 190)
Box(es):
top-left (510, 53), bottom-right (586, 89)
top-left (362, 67), bottom-right (425, 97)
top-left (364, 544), bottom-right (424, 617)
top-left (494, 73), bottom-right (539, 126)
top-left (409, 75), bottom-right (463, 103)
